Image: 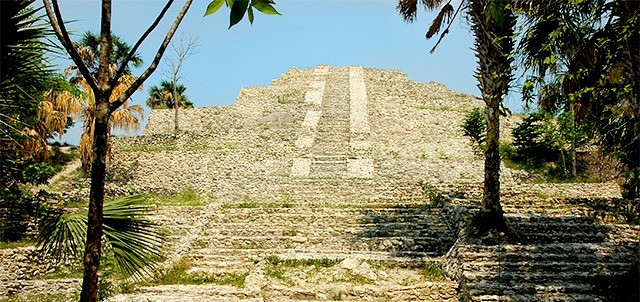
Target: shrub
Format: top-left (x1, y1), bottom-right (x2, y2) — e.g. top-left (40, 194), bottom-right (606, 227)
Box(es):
top-left (461, 108), bottom-right (486, 145)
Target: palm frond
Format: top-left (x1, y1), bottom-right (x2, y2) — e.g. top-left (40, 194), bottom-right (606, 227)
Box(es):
top-left (37, 195), bottom-right (164, 279)
top-left (397, 0), bottom-right (419, 22)
top-left (37, 209), bottom-right (88, 263)
top-left (426, 3), bottom-right (453, 38)
top-left (102, 196), bottom-right (163, 278)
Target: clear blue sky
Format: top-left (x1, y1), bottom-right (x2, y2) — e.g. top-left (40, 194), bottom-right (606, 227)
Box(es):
top-left (50, 0), bottom-right (525, 145)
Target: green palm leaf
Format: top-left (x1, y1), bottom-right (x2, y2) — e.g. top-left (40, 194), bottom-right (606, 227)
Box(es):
top-left (37, 195), bottom-right (164, 279)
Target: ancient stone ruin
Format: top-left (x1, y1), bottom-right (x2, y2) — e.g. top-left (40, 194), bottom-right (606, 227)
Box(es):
top-left (1, 66), bottom-right (638, 301)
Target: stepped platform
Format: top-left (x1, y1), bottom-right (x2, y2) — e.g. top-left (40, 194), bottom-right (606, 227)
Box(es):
top-left (2, 66), bottom-right (638, 302)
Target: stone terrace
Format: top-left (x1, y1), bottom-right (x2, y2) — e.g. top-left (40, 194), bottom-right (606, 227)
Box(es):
top-left (1, 66), bottom-right (638, 301)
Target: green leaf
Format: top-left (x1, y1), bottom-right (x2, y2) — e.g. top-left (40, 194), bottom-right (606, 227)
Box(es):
top-left (204, 0), bottom-right (226, 16)
top-left (37, 195), bottom-right (163, 280)
top-left (229, 0), bottom-right (250, 28)
top-left (252, 0), bottom-right (281, 15)
top-left (248, 5), bottom-right (254, 24)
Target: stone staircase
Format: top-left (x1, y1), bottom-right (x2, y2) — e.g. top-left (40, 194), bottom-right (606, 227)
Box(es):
top-left (112, 188), bottom-right (460, 301)
top-left (444, 206), bottom-right (639, 302)
top-left (3, 66), bottom-right (639, 302)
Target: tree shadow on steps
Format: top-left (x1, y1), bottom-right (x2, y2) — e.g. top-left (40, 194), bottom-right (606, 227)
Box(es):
top-left (352, 205), bottom-right (458, 258)
top-left (452, 209), bottom-right (640, 301)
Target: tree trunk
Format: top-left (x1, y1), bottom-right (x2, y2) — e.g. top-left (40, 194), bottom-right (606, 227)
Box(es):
top-left (79, 99), bottom-right (110, 302)
top-left (466, 0), bottom-right (517, 239)
top-left (173, 78), bottom-right (179, 131)
top-left (570, 101), bottom-right (577, 178)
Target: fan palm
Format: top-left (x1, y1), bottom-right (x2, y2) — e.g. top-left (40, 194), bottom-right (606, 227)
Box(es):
top-left (398, 0), bottom-right (517, 239)
top-left (37, 195), bottom-right (163, 279)
top-left (0, 0), bottom-right (51, 145)
top-left (519, 1), bottom-right (640, 198)
top-left (146, 80), bottom-right (194, 109)
top-left (66, 32), bottom-right (145, 171)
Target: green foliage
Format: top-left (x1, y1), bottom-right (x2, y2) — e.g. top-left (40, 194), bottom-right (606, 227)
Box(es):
top-left (147, 258), bottom-right (247, 287)
top-left (421, 184), bottom-right (445, 208)
top-left (265, 255), bottom-right (342, 268)
top-left (277, 95), bottom-right (297, 104)
top-left (461, 108), bottom-right (486, 145)
top-left (0, 238), bottom-right (35, 249)
top-left (146, 80), bottom-right (194, 109)
top-left (508, 110), bottom-right (592, 181)
top-left (518, 0), bottom-right (640, 196)
top-left (37, 195), bottom-right (164, 280)
top-left (0, 294), bottom-right (76, 302)
top-left (512, 112), bottom-right (558, 166)
top-left (205, 0), bottom-right (280, 28)
top-left (421, 262), bottom-right (446, 281)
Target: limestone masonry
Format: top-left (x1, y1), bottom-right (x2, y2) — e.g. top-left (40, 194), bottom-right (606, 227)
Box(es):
top-left (2, 66), bottom-right (638, 301)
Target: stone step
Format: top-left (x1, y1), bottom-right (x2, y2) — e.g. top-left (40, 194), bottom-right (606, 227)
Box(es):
top-left (209, 223), bottom-right (451, 238)
top-left (505, 214), bottom-right (597, 224)
top-left (459, 248), bottom-right (635, 263)
top-left (187, 248), bottom-right (442, 259)
top-left (310, 155), bottom-right (350, 162)
top-left (517, 232), bottom-right (607, 243)
top-left (266, 282), bottom-right (458, 301)
top-left (213, 199), bottom-right (431, 208)
top-left (2, 278), bottom-right (81, 297)
top-left (197, 235), bottom-right (455, 253)
top-left (187, 252), bottom-right (440, 273)
top-left (107, 284), bottom-right (258, 302)
top-left (463, 261), bottom-right (633, 274)
top-left (456, 242), bottom-right (636, 255)
top-left (468, 293), bottom-right (603, 302)
top-left (202, 210), bottom-right (444, 225)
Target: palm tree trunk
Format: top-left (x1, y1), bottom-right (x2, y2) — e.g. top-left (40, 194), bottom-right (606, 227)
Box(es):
top-left (570, 101), bottom-right (577, 177)
top-left (80, 99), bottom-right (110, 302)
top-left (467, 0), bottom-right (516, 238)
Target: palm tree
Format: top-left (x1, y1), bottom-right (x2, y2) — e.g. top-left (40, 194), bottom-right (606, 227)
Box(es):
top-left (66, 32), bottom-right (145, 171)
top-left (146, 80), bottom-right (194, 109)
top-left (397, 0), bottom-right (517, 240)
top-left (0, 0), bottom-right (60, 193)
top-left (519, 0), bottom-right (640, 199)
top-left (42, 1), bottom-right (278, 299)
top-left (0, 0), bottom-right (50, 148)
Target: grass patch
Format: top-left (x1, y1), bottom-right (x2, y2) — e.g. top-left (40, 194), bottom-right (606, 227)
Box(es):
top-left (265, 255), bottom-right (342, 268)
top-left (416, 104), bottom-right (467, 112)
top-left (38, 263), bottom-right (83, 279)
top-left (59, 199), bottom-right (87, 208)
top-left (148, 258), bottom-right (247, 287)
top-left (118, 144), bottom-right (178, 152)
top-left (0, 294), bottom-right (77, 302)
top-left (264, 256), bottom-right (343, 285)
top-left (277, 96), bottom-right (298, 104)
top-left (0, 238), bottom-right (35, 249)
top-left (331, 271), bottom-right (374, 284)
top-left (146, 187), bottom-right (207, 206)
top-left (192, 239), bottom-right (208, 248)
top-left (421, 262), bottom-right (446, 281)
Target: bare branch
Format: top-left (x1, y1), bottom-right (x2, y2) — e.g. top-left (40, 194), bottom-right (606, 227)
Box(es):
top-left (43, 0), bottom-right (98, 92)
top-left (111, 0), bottom-right (194, 111)
top-left (165, 34), bottom-right (201, 83)
top-left (111, 0), bottom-right (175, 91)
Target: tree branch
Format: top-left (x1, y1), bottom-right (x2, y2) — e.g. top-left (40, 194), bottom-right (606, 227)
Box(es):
top-left (111, 0), bottom-right (194, 111)
top-left (111, 0), bottom-right (175, 91)
top-left (43, 0), bottom-right (98, 92)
